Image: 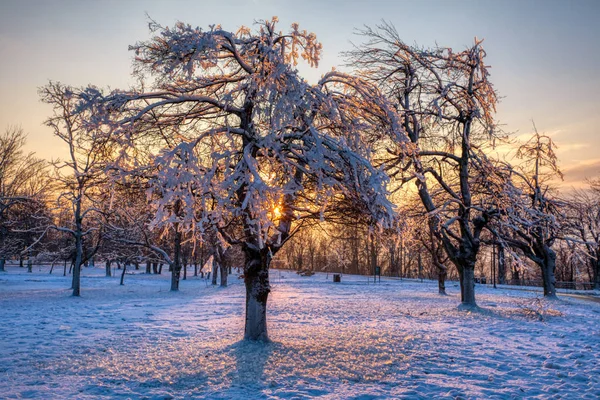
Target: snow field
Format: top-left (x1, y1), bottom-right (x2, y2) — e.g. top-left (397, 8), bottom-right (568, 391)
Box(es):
top-left (1, 266), bottom-right (599, 399)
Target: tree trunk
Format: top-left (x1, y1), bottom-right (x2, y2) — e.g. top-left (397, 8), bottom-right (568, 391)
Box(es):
top-left (194, 263), bottom-right (198, 277)
top-left (183, 263), bottom-right (187, 280)
top-left (72, 235), bottom-right (83, 297)
top-left (63, 259), bottom-right (67, 277)
top-left (220, 264), bottom-right (228, 287)
top-left (417, 251), bottom-right (423, 281)
top-left (152, 262), bottom-right (158, 274)
top-left (369, 232), bottom-right (377, 277)
top-left (170, 229), bottom-right (182, 291)
top-left (212, 259), bottom-right (218, 285)
top-left (244, 248), bottom-right (270, 341)
top-left (437, 265), bottom-right (447, 295)
top-left (351, 225), bottom-right (359, 275)
top-left (541, 247), bottom-right (557, 298)
top-left (19, 257), bottom-right (24, 268)
top-left (512, 268), bottom-right (520, 284)
top-left (105, 260), bottom-right (111, 277)
top-left (455, 253), bottom-right (478, 308)
top-left (497, 244), bottom-right (506, 285)
top-left (27, 258), bottom-right (32, 273)
top-left (146, 261), bottom-right (151, 274)
top-left (158, 263), bottom-right (163, 274)
top-left (120, 262), bottom-right (127, 285)
top-left (399, 239), bottom-right (404, 278)
top-left (0, 259), bottom-right (5, 272)
top-left (49, 262), bottom-right (55, 274)
top-left (460, 264), bottom-right (477, 308)
top-left (457, 266), bottom-right (464, 302)
top-left (594, 259), bottom-right (600, 291)
top-left (389, 244), bottom-right (398, 277)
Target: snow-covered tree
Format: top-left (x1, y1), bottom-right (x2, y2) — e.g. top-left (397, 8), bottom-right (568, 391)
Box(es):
top-left (496, 126), bottom-right (564, 298)
top-left (348, 23), bottom-right (501, 307)
top-left (566, 180), bottom-right (600, 290)
top-left (75, 18), bottom-right (395, 340)
top-left (102, 178), bottom-right (183, 287)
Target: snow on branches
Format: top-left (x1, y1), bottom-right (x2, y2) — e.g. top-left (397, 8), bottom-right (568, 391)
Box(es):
top-left (73, 18), bottom-right (397, 255)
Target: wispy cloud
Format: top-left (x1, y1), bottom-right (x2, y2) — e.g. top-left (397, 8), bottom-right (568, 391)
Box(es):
top-left (562, 159), bottom-right (600, 188)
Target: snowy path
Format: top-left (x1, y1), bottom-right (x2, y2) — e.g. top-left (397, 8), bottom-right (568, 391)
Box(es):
top-left (1, 267), bottom-right (599, 399)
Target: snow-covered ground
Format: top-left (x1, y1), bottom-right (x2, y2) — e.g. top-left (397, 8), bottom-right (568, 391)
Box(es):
top-left (1, 265), bottom-right (599, 399)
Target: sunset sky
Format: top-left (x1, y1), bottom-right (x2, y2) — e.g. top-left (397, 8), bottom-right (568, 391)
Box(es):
top-left (1, 0), bottom-right (598, 189)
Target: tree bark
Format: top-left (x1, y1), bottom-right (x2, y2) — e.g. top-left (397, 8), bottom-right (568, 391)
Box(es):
top-left (399, 238), bottom-right (404, 278)
top-left (417, 251), bottom-right (423, 281)
top-left (588, 251), bottom-right (600, 290)
top-left (351, 224), bottom-right (359, 275)
top-left (0, 259), bottom-right (5, 272)
top-left (457, 266), bottom-right (464, 302)
top-left (27, 258), bottom-right (32, 273)
top-left (437, 265), bottom-right (447, 295)
top-left (212, 259), bottom-right (218, 286)
top-left (594, 259), bottom-right (600, 291)
top-left (497, 244), bottom-right (506, 285)
top-left (541, 246), bottom-right (557, 298)
top-left (146, 261), bottom-right (151, 274)
top-left (220, 264), bottom-right (228, 287)
top-left (71, 195), bottom-right (85, 296)
top-left (389, 244), bottom-right (399, 277)
top-left (72, 234), bottom-right (83, 296)
top-left (244, 248), bottom-right (270, 341)
top-left (170, 229), bottom-right (182, 291)
top-left (105, 260), bottom-right (111, 277)
top-left (369, 232), bottom-right (377, 277)
top-left (512, 268), bottom-right (520, 285)
top-left (120, 262), bottom-right (127, 285)
top-left (460, 263), bottom-right (477, 308)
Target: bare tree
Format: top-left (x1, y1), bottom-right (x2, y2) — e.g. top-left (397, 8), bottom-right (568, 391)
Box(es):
top-left (39, 82), bottom-right (110, 296)
top-left (102, 179), bottom-right (184, 289)
top-left (565, 179), bottom-right (600, 290)
top-left (0, 126), bottom-right (50, 271)
top-left (497, 125), bottom-right (563, 298)
top-left (348, 23), bottom-right (500, 307)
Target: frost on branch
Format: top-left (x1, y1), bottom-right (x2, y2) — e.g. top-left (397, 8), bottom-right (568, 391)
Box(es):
top-left (76, 18), bottom-right (396, 255)
top-left (74, 17), bottom-right (401, 340)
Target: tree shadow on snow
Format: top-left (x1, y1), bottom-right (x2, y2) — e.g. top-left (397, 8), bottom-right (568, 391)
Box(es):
top-left (227, 339), bottom-right (275, 385)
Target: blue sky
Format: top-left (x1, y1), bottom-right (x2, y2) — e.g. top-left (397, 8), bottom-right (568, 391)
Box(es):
top-left (1, 0), bottom-right (599, 187)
